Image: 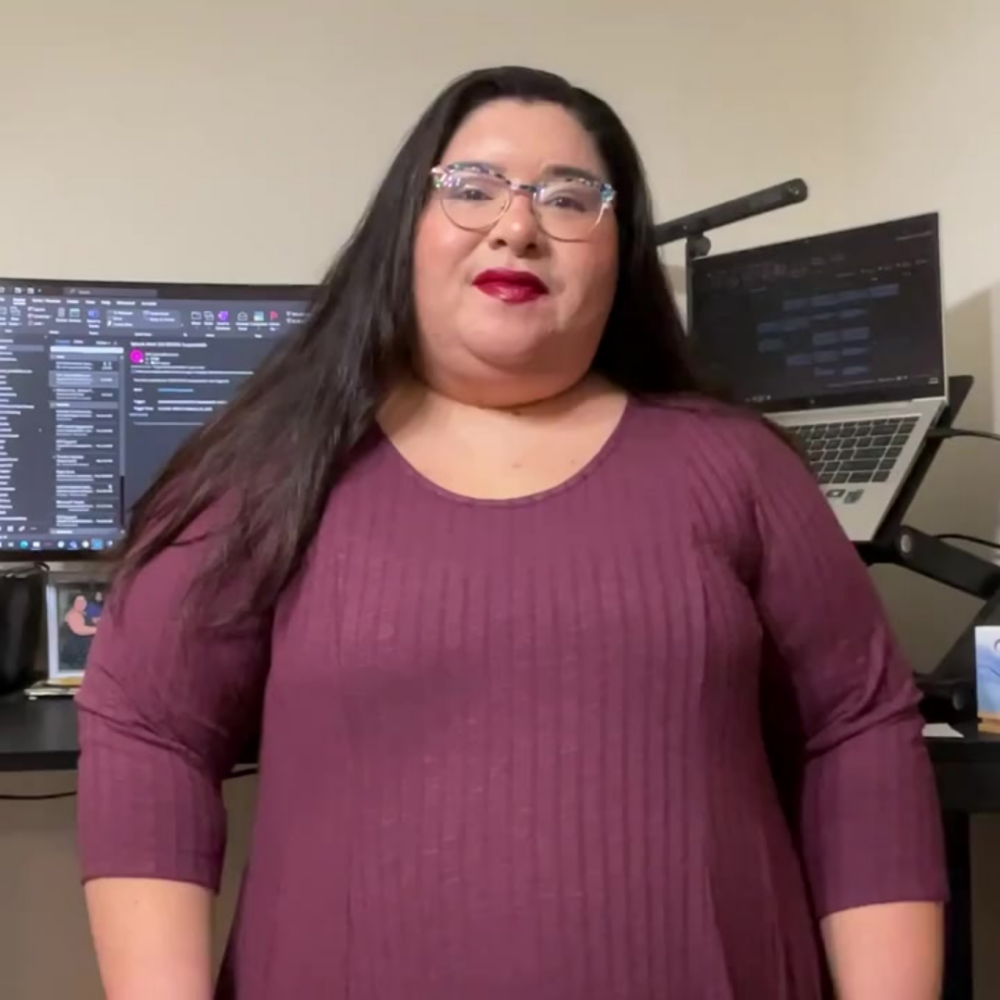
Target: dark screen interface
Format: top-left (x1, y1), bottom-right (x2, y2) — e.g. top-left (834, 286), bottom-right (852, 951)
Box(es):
top-left (689, 214), bottom-right (944, 407)
top-left (0, 280), bottom-right (313, 554)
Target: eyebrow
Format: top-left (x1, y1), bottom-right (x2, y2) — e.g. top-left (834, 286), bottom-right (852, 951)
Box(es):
top-left (447, 160), bottom-right (497, 175)
top-left (545, 163), bottom-right (605, 185)
top-left (447, 160), bottom-right (607, 185)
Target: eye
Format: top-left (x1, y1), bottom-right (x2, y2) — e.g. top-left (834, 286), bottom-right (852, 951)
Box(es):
top-left (538, 183), bottom-right (600, 214)
top-left (454, 185), bottom-right (494, 202)
top-left (443, 172), bottom-right (505, 202)
top-left (547, 194), bottom-right (587, 212)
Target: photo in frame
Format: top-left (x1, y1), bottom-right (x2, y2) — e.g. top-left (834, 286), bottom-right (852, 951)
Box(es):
top-left (45, 572), bottom-right (109, 679)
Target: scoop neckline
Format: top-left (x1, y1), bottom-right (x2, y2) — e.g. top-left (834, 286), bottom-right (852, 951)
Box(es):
top-left (378, 393), bottom-right (636, 508)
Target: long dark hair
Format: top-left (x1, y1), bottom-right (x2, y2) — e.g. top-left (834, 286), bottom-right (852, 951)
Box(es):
top-left (114, 65), bottom-right (707, 621)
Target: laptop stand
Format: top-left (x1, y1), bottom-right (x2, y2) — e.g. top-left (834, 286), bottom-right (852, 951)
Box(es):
top-left (855, 374), bottom-right (1000, 719)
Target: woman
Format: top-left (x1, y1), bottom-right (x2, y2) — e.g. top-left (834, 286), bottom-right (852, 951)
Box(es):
top-left (60, 594), bottom-right (97, 672)
top-left (76, 66), bottom-right (947, 999)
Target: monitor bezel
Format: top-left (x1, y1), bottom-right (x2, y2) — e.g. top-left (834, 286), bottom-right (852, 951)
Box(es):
top-left (687, 212), bottom-right (947, 414)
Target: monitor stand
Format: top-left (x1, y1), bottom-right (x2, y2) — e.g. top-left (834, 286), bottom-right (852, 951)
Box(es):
top-left (857, 375), bottom-right (1000, 720)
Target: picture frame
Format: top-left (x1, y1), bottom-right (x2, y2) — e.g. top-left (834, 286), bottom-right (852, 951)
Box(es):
top-left (977, 625), bottom-right (1000, 735)
top-left (45, 571), bottom-right (109, 680)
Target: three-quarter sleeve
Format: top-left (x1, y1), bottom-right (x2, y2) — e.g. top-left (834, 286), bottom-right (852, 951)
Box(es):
top-left (76, 512), bottom-right (270, 892)
top-left (742, 422), bottom-right (948, 918)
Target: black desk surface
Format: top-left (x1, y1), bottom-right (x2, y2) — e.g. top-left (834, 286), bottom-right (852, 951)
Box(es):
top-left (3, 695), bottom-right (1000, 812)
top-left (0, 694), bottom-right (79, 772)
top-left (927, 722), bottom-right (1000, 812)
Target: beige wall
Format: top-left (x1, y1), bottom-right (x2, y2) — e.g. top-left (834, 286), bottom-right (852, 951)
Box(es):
top-left (1, 0), bottom-right (999, 996)
top-left (841, 0), bottom-right (1000, 675)
top-left (837, 3), bottom-right (1000, 992)
top-left (1, 0), bottom-right (852, 285)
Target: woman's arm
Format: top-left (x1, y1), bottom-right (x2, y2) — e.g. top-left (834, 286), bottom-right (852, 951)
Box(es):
top-left (66, 608), bottom-right (97, 636)
top-left (76, 509), bottom-right (270, 998)
top-left (732, 417), bottom-right (948, 996)
top-left (85, 879), bottom-right (213, 1000)
top-left (821, 901), bottom-right (943, 1000)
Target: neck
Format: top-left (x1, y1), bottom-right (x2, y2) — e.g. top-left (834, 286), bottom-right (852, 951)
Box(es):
top-left (380, 373), bottom-right (619, 432)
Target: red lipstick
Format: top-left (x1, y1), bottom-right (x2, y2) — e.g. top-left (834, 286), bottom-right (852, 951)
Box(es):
top-left (473, 268), bottom-right (549, 304)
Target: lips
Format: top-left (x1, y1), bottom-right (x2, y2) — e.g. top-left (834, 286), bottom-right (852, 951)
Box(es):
top-left (473, 268), bottom-right (549, 304)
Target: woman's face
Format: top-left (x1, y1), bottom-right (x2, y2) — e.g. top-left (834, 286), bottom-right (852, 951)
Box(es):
top-left (73, 596), bottom-right (86, 612)
top-left (413, 99), bottom-right (619, 407)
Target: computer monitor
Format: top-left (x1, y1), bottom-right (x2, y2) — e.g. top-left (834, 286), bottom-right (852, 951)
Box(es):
top-left (0, 278), bottom-right (315, 555)
top-left (688, 213), bottom-right (945, 411)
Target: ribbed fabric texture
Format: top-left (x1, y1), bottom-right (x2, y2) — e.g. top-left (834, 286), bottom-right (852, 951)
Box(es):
top-left (75, 397), bottom-right (947, 1000)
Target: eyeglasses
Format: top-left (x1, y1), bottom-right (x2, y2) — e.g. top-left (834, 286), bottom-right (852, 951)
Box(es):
top-left (429, 163), bottom-right (616, 243)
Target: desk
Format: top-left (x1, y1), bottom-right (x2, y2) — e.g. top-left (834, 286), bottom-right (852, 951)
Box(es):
top-left (0, 696), bottom-right (992, 998)
top-left (928, 723), bottom-right (1000, 1000)
top-left (0, 694), bottom-right (78, 772)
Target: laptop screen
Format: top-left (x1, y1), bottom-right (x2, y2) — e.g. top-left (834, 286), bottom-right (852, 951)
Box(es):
top-left (688, 213), bottom-right (945, 411)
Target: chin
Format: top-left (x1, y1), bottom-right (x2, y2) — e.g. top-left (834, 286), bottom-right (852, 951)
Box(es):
top-left (468, 349), bottom-right (553, 378)
top-left (464, 321), bottom-right (556, 361)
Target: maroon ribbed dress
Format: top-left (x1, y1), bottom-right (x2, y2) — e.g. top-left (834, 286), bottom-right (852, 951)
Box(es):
top-left (75, 396), bottom-right (947, 999)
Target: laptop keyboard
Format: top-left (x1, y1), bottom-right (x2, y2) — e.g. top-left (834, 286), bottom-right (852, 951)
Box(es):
top-left (790, 416), bottom-right (920, 486)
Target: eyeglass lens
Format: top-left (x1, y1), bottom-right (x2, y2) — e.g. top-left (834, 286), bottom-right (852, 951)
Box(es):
top-left (436, 170), bottom-right (607, 240)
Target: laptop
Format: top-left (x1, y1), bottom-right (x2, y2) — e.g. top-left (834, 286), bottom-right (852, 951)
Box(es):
top-left (689, 212), bottom-right (947, 543)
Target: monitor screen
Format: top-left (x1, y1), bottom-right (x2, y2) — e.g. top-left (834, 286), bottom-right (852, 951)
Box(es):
top-left (0, 278), bottom-right (315, 555)
top-left (688, 213), bottom-right (945, 411)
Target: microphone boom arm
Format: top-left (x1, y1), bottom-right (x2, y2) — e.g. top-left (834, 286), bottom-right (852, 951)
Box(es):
top-left (653, 178), bottom-right (809, 332)
top-left (653, 178), bottom-right (809, 247)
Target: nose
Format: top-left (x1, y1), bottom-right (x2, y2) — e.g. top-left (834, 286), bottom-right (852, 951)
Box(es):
top-left (487, 190), bottom-right (541, 255)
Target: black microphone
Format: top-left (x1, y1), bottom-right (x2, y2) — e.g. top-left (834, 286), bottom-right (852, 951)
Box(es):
top-left (653, 179), bottom-right (809, 247)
